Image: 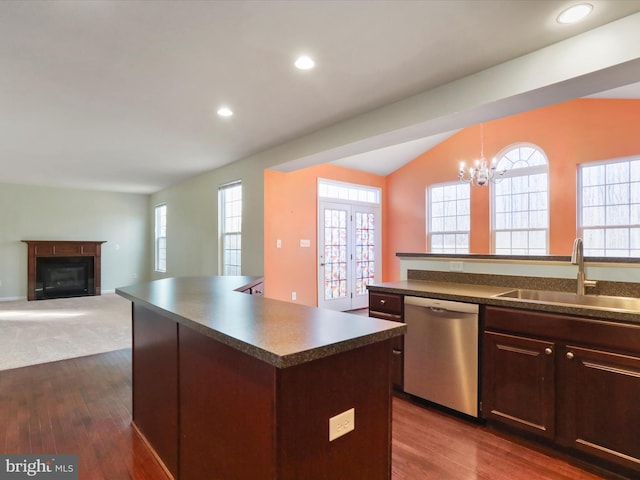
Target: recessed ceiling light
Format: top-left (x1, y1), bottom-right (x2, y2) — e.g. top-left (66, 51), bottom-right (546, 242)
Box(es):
top-left (217, 106), bottom-right (233, 117)
top-left (557, 3), bottom-right (593, 24)
top-left (294, 55), bottom-right (315, 70)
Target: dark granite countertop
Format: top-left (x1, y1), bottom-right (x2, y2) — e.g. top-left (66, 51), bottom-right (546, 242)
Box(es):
top-left (368, 280), bottom-right (640, 325)
top-left (116, 276), bottom-right (405, 369)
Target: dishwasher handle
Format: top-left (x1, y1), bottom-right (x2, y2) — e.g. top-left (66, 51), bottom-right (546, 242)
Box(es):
top-left (404, 295), bottom-right (479, 315)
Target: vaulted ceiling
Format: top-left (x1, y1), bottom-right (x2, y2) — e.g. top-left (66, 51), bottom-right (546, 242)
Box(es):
top-left (2, 1), bottom-right (640, 193)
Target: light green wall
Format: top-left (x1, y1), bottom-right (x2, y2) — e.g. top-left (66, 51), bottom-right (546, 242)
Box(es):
top-left (0, 183), bottom-right (149, 300)
top-left (149, 156), bottom-right (266, 279)
top-left (399, 257), bottom-right (640, 284)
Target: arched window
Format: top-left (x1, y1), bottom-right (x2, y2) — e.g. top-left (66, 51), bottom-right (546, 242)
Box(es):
top-left (492, 143), bottom-right (549, 255)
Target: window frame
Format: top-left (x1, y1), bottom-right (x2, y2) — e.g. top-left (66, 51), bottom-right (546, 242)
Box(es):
top-left (317, 178), bottom-right (381, 204)
top-left (491, 142), bottom-right (550, 255)
top-left (577, 155), bottom-right (640, 257)
top-left (218, 181), bottom-right (243, 275)
top-left (154, 203), bottom-right (167, 273)
top-left (426, 181), bottom-right (470, 254)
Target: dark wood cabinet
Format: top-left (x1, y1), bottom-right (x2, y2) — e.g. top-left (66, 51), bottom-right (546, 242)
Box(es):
top-left (484, 306), bottom-right (640, 475)
top-left (483, 331), bottom-right (555, 440)
top-left (558, 344), bottom-right (640, 471)
top-left (369, 292), bottom-right (404, 390)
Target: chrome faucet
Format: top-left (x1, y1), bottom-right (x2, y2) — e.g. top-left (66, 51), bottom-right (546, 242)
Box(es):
top-left (571, 238), bottom-right (596, 295)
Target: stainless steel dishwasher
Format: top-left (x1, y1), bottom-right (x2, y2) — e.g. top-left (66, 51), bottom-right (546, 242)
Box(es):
top-left (404, 296), bottom-right (479, 418)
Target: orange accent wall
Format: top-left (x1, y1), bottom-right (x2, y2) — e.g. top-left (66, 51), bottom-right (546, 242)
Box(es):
top-left (264, 99), bottom-right (640, 301)
top-left (385, 98), bottom-right (640, 280)
top-left (264, 164), bottom-right (385, 306)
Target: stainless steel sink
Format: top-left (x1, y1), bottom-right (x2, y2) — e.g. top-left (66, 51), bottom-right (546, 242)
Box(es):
top-left (494, 289), bottom-right (640, 312)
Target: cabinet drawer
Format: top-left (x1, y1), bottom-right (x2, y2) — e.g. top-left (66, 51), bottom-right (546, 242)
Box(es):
top-left (369, 311), bottom-right (402, 322)
top-left (369, 292), bottom-right (403, 315)
top-left (485, 306), bottom-right (640, 355)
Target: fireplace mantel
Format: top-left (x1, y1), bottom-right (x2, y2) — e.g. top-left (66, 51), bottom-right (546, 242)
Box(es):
top-left (22, 240), bottom-right (106, 301)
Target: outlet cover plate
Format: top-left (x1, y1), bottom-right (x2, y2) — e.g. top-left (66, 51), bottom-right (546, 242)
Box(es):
top-left (329, 408), bottom-right (355, 441)
top-left (449, 261), bottom-right (463, 272)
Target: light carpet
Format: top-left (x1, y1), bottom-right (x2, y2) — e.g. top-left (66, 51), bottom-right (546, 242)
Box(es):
top-left (0, 293), bottom-right (131, 371)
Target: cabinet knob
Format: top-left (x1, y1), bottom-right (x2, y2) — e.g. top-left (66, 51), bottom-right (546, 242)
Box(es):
top-left (544, 347), bottom-right (553, 355)
top-left (392, 349), bottom-right (402, 355)
top-left (566, 352), bottom-right (575, 360)
top-left (380, 299), bottom-right (386, 304)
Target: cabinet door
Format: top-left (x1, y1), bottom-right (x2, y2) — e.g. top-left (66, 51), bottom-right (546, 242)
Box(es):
top-left (369, 292), bottom-right (403, 390)
top-left (558, 345), bottom-right (640, 471)
top-left (390, 335), bottom-right (403, 391)
top-left (483, 331), bottom-right (555, 440)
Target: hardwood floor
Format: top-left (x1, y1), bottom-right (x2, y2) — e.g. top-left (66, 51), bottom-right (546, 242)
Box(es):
top-left (0, 349), bottom-right (626, 479)
top-left (392, 396), bottom-right (622, 480)
top-left (0, 349), bottom-right (163, 479)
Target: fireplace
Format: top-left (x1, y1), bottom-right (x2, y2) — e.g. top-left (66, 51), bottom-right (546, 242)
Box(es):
top-left (36, 256), bottom-right (95, 300)
top-left (22, 240), bottom-right (106, 301)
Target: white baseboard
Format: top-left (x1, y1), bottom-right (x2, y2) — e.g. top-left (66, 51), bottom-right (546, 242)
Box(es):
top-left (0, 292), bottom-right (117, 302)
top-left (0, 296), bottom-right (26, 302)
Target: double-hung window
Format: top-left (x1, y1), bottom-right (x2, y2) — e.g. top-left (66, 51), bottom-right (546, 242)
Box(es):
top-left (154, 203), bottom-right (167, 273)
top-left (492, 144), bottom-right (549, 255)
top-left (427, 182), bottom-right (470, 253)
top-left (219, 181), bottom-right (242, 275)
top-left (578, 156), bottom-right (640, 257)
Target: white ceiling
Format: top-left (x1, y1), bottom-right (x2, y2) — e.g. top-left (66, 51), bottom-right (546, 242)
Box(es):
top-left (332, 79), bottom-right (640, 175)
top-left (2, 1), bottom-right (640, 194)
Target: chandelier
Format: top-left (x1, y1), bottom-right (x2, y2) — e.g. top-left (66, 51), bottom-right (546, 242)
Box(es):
top-left (458, 124), bottom-right (506, 186)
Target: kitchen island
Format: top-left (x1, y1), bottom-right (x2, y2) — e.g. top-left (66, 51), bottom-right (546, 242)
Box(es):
top-left (116, 276), bottom-right (405, 480)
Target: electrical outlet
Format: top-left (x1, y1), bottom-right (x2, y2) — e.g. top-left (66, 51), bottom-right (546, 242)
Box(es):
top-left (449, 261), bottom-right (463, 272)
top-left (291, 291), bottom-right (296, 301)
top-left (276, 239), bottom-right (282, 248)
top-left (329, 408), bottom-right (355, 441)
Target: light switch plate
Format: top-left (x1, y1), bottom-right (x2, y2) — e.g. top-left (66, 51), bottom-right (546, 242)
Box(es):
top-left (300, 239), bottom-right (311, 247)
top-left (329, 408), bottom-right (355, 441)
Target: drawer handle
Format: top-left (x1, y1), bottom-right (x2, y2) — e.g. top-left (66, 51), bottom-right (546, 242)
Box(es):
top-left (379, 299), bottom-right (386, 304)
top-left (566, 352), bottom-right (574, 360)
top-left (544, 348), bottom-right (553, 355)
top-left (392, 349), bottom-right (402, 355)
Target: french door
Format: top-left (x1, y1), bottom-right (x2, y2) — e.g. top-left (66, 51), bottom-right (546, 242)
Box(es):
top-left (318, 200), bottom-right (381, 311)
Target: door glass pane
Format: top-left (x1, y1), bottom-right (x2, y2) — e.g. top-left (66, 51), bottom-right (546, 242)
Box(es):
top-left (323, 208), bottom-right (348, 300)
top-left (355, 211), bottom-right (375, 295)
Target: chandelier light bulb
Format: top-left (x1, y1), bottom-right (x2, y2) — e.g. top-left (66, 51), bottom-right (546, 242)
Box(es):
top-left (458, 124), bottom-right (507, 186)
